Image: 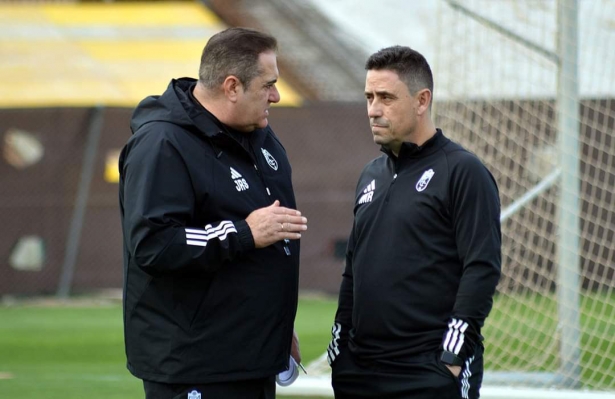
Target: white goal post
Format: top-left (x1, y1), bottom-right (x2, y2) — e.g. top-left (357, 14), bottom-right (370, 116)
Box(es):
top-left (434, 0), bottom-right (615, 392)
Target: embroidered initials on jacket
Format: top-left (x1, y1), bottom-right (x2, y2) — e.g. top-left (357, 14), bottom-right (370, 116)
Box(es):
top-left (358, 180), bottom-right (376, 204)
top-left (230, 167), bottom-right (249, 192)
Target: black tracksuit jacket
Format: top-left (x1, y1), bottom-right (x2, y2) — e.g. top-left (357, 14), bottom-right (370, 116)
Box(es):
top-left (119, 78), bottom-right (299, 384)
top-left (329, 130), bottom-right (501, 365)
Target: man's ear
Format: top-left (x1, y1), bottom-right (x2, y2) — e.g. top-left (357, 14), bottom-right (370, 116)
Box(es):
top-left (416, 89), bottom-right (432, 115)
top-left (223, 76), bottom-right (241, 102)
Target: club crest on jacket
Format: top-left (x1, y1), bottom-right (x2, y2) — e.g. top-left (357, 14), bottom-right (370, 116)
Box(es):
top-left (416, 169), bottom-right (435, 192)
top-left (261, 148), bottom-right (278, 170)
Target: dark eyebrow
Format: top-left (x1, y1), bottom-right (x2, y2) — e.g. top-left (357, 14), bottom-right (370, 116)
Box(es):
top-left (365, 90), bottom-right (396, 98)
top-left (265, 79), bottom-right (277, 86)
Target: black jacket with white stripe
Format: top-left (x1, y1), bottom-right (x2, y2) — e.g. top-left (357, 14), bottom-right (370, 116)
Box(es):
top-left (329, 130), bottom-right (501, 366)
top-left (119, 78), bottom-right (299, 384)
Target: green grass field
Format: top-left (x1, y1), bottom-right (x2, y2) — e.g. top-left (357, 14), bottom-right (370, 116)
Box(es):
top-left (1, 293), bottom-right (614, 398)
top-left (0, 297), bottom-right (337, 399)
top-left (485, 292), bottom-right (615, 390)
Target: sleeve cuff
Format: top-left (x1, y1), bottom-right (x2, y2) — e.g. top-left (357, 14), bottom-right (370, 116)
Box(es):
top-left (234, 219), bottom-right (255, 251)
top-left (441, 317), bottom-right (479, 361)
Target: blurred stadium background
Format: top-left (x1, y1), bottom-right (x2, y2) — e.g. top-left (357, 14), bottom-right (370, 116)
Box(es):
top-left (1, 0), bottom-right (614, 398)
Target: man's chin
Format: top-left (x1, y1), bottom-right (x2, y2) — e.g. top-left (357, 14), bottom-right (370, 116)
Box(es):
top-left (372, 136), bottom-right (386, 146)
top-left (246, 119), bottom-right (268, 132)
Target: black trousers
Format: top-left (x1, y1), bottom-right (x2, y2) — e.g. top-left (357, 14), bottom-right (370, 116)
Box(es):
top-left (331, 348), bottom-right (484, 399)
top-left (143, 376), bottom-right (275, 399)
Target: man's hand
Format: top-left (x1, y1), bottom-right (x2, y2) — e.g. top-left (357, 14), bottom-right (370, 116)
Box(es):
top-left (445, 364), bottom-right (461, 377)
top-left (291, 329), bottom-right (302, 364)
top-left (246, 200), bottom-right (308, 248)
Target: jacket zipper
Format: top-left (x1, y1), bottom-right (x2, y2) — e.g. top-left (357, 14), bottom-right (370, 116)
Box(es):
top-left (253, 163), bottom-right (271, 197)
top-left (383, 151), bottom-right (403, 204)
top-left (252, 146), bottom-right (293, 359)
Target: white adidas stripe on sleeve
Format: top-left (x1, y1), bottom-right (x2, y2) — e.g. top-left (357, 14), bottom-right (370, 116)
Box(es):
top-left (185, 221), bottom-right (237, 247)
top-left (327, 322), bottom-right (342, 365)
top-left (443, 317), bottom-right (469, 355)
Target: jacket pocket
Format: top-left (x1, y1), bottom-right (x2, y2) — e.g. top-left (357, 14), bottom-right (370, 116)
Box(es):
top-left (434, 352), bottom-right (462, 389)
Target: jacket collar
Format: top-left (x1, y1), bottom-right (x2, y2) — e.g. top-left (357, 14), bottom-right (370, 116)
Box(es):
top-left (381, 129), bottom-right (447, 159)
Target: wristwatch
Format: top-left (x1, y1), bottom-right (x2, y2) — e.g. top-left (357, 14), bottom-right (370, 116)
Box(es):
top-left (440, 350), bottom-right (464, 366)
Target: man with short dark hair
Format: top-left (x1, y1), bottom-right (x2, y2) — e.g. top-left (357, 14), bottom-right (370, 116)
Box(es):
top-left (328, 46), bottom-right (501, 399)
top-left (119, 27), bottom-right (307, 399)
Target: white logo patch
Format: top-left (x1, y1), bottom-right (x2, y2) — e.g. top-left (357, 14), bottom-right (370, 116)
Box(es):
top-left (187, 390), bottom-right (201, 399)
top-left (230, 167), bottom-right (249, 192)
top-left (416, 169), bottom-right (435, 192)
top-left (261, 148), bottom-right (278, 170)
top-left (358, 179), bottom-right (376, 204)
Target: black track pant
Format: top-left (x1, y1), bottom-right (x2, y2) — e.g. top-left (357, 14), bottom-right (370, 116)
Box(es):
top-left (331, 348), bottom-right (483, 399)
top-left (143, 376), bottom-right (275, 399)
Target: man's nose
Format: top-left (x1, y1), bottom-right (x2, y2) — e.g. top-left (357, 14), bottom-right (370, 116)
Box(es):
top-left (368, 101), bottom-right (382, 118)
top-left (270, 85), bottom-right (280, 103)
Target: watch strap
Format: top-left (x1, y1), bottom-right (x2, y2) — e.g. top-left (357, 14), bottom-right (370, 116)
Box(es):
top-left (440, 350), bottom-right (464, 367)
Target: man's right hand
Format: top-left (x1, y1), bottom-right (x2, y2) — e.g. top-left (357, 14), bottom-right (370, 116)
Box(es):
top-left (445, 364), bottom-right (462, 378)
top-left (246, 200), bottom-right (308, 248)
